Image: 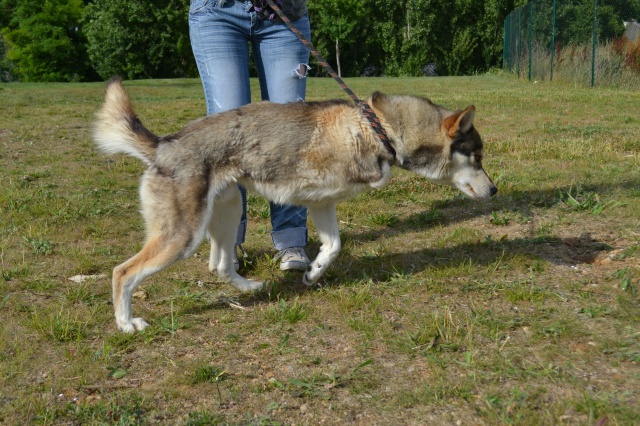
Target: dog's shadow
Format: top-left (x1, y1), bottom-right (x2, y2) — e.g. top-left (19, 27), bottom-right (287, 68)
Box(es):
top-left (183, 180), bottom-right (633, 309)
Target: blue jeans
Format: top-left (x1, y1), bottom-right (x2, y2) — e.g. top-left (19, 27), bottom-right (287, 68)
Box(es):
top-left (189, 0), bottom-right (310, 250)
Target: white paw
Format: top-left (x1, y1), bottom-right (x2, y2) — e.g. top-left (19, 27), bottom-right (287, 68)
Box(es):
top-left (303, 271), bottom-right (317, 287)
top-left (131, 317), bottom-right (149, 331)
top-left (117, 317), bottom-right (149, 333)
top-left (233, 279), bottom-right (265, 293)
top-left (117, 322), bottom-right (135, 334)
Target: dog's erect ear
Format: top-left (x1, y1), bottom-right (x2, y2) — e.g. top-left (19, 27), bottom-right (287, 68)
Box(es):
top-left (370, 91), bottom-right (387, 108)
top-left (442, 106), bottom-right (476, 138)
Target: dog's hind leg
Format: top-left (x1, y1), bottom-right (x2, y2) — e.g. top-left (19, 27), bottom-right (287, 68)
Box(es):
top-left (113, 233), bottom-right (196, 333)
top-left (208, 186), bottom-right (264, 292)
top-left (303, 203), bottom-right (341, 286)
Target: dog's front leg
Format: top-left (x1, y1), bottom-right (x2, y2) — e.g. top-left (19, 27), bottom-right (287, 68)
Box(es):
top-left (208, 186), bottom-right (264, 292)
top-left (304, 203), bottom-right (341, 286)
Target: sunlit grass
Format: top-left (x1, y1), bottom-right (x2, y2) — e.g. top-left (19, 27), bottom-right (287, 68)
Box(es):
top-left (0, 76), bottom-right (638, 424)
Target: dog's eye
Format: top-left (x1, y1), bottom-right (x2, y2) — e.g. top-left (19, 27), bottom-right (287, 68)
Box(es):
top-left (474, 154), bottom-right (483, 163)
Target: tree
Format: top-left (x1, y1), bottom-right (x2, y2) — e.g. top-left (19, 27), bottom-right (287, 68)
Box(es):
top-left (1, 0), bottom-right (93, 81)
top-left (83, 0), bottom-right (195, 80)
top-left (307, 0), bottom-right (371, 77)
top-left (369, 0), bottom-right (408, 76)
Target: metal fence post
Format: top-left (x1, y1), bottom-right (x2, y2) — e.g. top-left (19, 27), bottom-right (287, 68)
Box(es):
top-left (529, 1), bottom-right (534, 81)
top-left (503, 17), bottom-right (508, 71)
top-left (591, 0), bottom-right (597, 87)
top-left (550, 0), bottom-right (557, 81)
top-left (517, 7), bottom-right (522, 78)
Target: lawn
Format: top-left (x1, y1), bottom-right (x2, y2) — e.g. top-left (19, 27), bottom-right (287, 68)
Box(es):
top-left (0, 75), bottom-right (639, 425)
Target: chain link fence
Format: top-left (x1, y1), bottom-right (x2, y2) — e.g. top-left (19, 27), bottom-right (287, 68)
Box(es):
top-left (503, 0), bottom-right (640, 88)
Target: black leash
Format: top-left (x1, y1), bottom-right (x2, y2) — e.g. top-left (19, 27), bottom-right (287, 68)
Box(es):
top-left (263, 0), bottom-right (397, 159)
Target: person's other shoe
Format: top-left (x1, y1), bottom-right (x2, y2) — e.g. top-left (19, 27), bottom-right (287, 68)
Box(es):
top-left (232, 245), bottom-right (244, 272)
top-left (276, 246), bottom-right (310, 271)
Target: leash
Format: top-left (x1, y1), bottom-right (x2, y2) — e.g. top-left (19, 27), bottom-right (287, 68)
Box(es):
top-left (262, 0), bottom-right (397, 159)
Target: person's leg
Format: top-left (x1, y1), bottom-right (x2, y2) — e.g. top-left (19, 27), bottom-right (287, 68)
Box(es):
top-left (253, 15), bottom-right (311, 252)
top-left (189, 0), bottom-right (252, 246)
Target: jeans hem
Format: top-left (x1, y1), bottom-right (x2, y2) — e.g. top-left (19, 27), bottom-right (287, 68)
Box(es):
top-left (271, 227), bottom-right (308, 250)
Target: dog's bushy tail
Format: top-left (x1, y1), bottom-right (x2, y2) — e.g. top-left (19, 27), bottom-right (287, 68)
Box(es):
top-left (93, 77), bottom-right (159, 165)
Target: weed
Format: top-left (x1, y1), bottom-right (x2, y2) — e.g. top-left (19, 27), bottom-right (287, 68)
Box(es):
top-left (1, 265), bottom-right (30, 281)
top-left (417, 208), bottom-right (444, 226)
top-left (23, 236), bottom-right (54, 255)
top-left (286, 361), bottom-right (373, 399)
top-left (490, 211), bottom-right (511, 226)
top-left (70, 394), bottom-right (148, 424)
top-left (560, 185), bottom-right (623, 215)
top-left (65, 284), bottom-right (100, 305)
top-left (187, 411), bottom-right (226, 426)
top-left (92, 342), bottom-right (114, 361)
top-left (505, 280), bottom-right (550, 303)
top-left (541, 321), bottom-right (566, 338)
top-left (192, 365), bottom-right (228, 402)
top-left (367, 212), bottom-right (398, 227)
top-left (108, 366), bottom-right (128, 379)
top-left (288, 373), bottom-right (340, 398)
top-left (578, 306), bottom-right (608, 318)
top-left (152, 301), bottom-right (185, 336)
top-left (613, 268), bottom-right (634, 291)
top-left (264, 297), bottom-right (308, 324)
top-left (31, 307), bottom-right (88, 342)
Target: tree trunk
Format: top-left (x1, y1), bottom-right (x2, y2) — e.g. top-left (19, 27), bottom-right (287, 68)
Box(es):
top-left (335, 38), bottom-right (341, 78)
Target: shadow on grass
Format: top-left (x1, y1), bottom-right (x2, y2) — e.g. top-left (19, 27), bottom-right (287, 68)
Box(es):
top-left (230, 238), bottom-right (607, 307)
top-left (179, 180), bottom-right (633, 308)
top-left (322, 179), bottom-right (635, 252)
top-left (178, 232), bottom-right (610, 313)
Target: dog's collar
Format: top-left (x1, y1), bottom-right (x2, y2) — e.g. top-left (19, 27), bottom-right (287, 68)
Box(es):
top-left (359, 101), bottom-right (396, 159)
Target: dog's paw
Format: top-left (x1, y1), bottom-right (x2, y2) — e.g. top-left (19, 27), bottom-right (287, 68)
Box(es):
top-left (244, 280), bottom-right (265, 293)
top-left (117, 322), bottom-right (136, 334)
top-left (117, 317), bottom-right (149, 333)
top-left (228, 279), bottom-right (264, 293)
top-left (302, 272), bottom-right (317, 287)
top-left (131, 317), bottom-right (150, 331)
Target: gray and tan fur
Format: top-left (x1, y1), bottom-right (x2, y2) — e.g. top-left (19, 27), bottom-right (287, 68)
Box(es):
top-left (93, 77), bottom-right (497, 333)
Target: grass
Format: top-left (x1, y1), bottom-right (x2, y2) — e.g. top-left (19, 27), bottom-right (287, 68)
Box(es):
top-left (0, 75), bottom-right (639, 424)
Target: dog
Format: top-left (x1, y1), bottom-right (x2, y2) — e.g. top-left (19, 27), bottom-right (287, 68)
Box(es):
top-left (93, 77), bottom-right (497, 333)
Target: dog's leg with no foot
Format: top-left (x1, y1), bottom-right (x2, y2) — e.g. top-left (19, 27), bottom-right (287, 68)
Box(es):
top-left (113, 235), bottom-right (192, 333)
top-left (208, 186), bottom-right (264, 292)
top-left (304, 203), bottom-right (341, 286)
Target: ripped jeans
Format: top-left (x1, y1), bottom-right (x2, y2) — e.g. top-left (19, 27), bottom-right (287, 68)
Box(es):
top-left (189, 0), bottom-right (310, 249)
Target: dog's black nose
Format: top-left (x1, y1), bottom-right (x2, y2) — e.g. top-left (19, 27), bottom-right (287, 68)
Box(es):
top-left (490, 186), bottom-right (498, 197)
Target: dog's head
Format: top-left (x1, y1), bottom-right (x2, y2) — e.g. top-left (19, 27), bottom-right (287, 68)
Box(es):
top-left (441, 107), bottom-right (497, 200)
top-left (369, 92), bottom-right (497, 200)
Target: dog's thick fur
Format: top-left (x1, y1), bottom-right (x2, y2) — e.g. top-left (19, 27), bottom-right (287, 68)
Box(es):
top-left (93, 77), bottom-right (497, 333)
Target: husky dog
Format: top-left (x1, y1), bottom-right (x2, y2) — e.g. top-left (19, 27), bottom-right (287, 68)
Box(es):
top-left (93, 77), bottom-right (497, 333)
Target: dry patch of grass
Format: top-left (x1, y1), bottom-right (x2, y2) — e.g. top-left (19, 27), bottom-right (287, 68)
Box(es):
top-left (0, 76), bottom-right (639, 424)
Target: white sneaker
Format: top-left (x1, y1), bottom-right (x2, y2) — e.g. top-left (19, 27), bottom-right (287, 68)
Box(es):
top-left (275, 247), bottom-right (310, 271)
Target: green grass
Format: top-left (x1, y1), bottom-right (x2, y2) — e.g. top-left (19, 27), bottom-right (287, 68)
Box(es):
top-left (0, 75), bottom-right (639, 424)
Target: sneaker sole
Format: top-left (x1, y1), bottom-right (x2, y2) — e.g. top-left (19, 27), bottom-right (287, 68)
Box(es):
top-left (280, 261), bottom-right (309, 271)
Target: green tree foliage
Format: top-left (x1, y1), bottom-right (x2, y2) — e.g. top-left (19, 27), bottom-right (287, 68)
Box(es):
top-left (510, 0), bottom-right (639, 53)
top-left (83, 0), bottom-right (196, 80)
top-left (1, 0), bottom-right (92, 81)
top-left (369, 0), bottom-right (408, 76)
top-left (401, 0), bottom-right (528, 76)
top-left (309, 0), bottom-right (528, 76)
top-left (307, 0), bottom-right (368, 77)
top-left (1, 0), bottom-right (639, 81)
